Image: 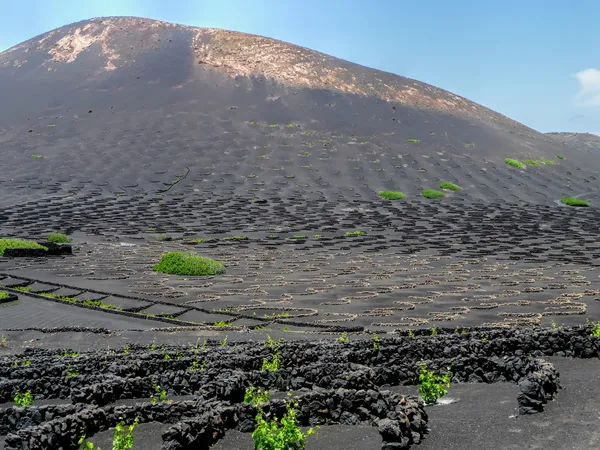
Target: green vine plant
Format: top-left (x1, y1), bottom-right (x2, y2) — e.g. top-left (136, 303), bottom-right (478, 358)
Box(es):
top-left (244, 386), bottom-right (271, 405)
top-left (418, 362), bottom-right (452, 405)
top-left (372, 334), bottom-right (381, 351)
top-left (337, 332), bottom-right (349, 344)
top-left (261, 336), bottom-right (282, 372)
top-left (78, 417), bottom-right (140, 450)
top-left (252, 398), bottom-right (317, 450)
top-left (588, 319), bottom-right (600, 338)
top-left (14, 389), bottom-right (34, 407)
top-left (149, 383), bottom-right (168, 404)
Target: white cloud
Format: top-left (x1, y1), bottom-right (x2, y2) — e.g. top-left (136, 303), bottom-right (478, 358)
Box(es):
top-left (574, 68), bottom-right (600, 107)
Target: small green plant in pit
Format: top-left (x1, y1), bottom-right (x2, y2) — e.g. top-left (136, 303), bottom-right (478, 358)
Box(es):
top-left (422, 189), bottom-right (446, 199)
top-left (540, 158), bottom-right (555, 165)
top-left (408, 329), bottom-right (415, 338)
top-left (244, 386), bottom-right (271, 405)
top-left (557, 154), bottom-right (566, 160)
top-left (14, 390), bottom-right (34, 406)
top-left (551, 321), bottom-right (563, 330)
top-left (59, 349), bottom-right (80, 358)
top-left (153, 252), bottom-right (226, 276)
top-left (588, 319), bottom-right (600, 338)
top-left (156, 234), bottom-right (172, 241)
top-left (150, 384), bottom-right (168, 404)
top-left (523, 159), bottom-right (540, 166)
top-left (379, 191), bottom-right (405, 200)
top-left (407, 139), bottom-right (420, 143)
top-left (78, 416), bottom-right (141, 450)
top-left (223, 235), bottom-right (248, 241)
top-left (481, 335), bottom-right (489, 342)
top-left (67, 365), bottom-right (80, 377)
top-left (147, 227), bottom-right (156, 231)
top-left (252, 398), bottom-right (317, 450)
top-left (47, 233), bottom-right (70, 243)
top-left (0, 238), bottom-right (47, 256)
top-left (0, 291), bottom-right (10, 300)
top-left (430, 327), bottom-right (438, 337)
top-left (213, 321), bottom-right (232, 327)
top-left (30, 154), bottom-right (43, 159)
top-left (189, 359), bottom-right (206, 372)
top-left (162, 347), bottom-right (171, 360)
top-left (262, 336), bottom-right (281, 372)
top-left (418, 362), bottom-right (452, 405)
top-left (266, 234), bottom-right (279, 240)
top-left (561, 197), bottom-right (590, 207)
top-left (504, 158), bottom-right (526, 169)
top-left (337, 332), bottom-right (349, 344)
top-left (313, 234), bottom-right (321, 239)
top-left (1, 334), bottom-right (7, 348)
top-left (219, 336), bottom-right (228, 347)
top-left (439, 182), bottom-right (462, 191)
top-left (345, 230), bottom-right (367, 237)
top-left (123, 344), bottom-right (130, 355)
top-left (373, 334), bottom-right (381, 350)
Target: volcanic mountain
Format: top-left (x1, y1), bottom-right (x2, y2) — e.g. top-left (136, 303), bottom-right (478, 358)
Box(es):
top-left (0, 16), bottom-right (597, 206)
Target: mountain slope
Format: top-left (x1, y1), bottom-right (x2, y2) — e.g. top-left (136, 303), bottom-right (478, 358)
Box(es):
top-left (0, 16), bottom-right (595, 206)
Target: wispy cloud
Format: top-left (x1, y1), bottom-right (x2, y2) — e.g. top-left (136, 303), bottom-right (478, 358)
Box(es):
top-left (574, 68), bottom-right (600, 107)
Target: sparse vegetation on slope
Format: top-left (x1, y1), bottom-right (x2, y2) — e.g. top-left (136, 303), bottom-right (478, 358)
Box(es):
top-left (422, 189), bottom-right (446, 199)
top-left (0, 238), bottom-right (47, 256)
top-left (505, 158), bottom-right (526, 169)
top-left (560, 197), bottom-right (590, 207)
top-left (379, 191), bottom-right (406, 200)
top-left (153, 252), bottom-right (226, 276)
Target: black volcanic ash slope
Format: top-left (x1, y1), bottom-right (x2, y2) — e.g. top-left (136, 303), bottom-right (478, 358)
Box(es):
top-left (0, 16), bottom-right (597, 206)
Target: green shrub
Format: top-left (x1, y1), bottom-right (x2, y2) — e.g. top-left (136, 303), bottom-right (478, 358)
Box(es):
top-left (560, 197), bottom-right (590, 207)
top-left (379, 191), bottom-right (406, 200)
top-left (523, 159), bottom-right (540, 166)
top-left (244, 387), bottom-right (271, 405)
top-left (505, 158), bottom-right (526, 169)
top-left (30, 154), bottom-right (42, 159)
top-left (153, 252), bottom-right (226, 276)
top-left (407, 139), bottom-right (420, 143)
top-left (0, 238), bottom-right (47, 256)
top-left (150, 384), bottom-right (168, 404)
top-left (540, 158), bottom-right (555, 165)
top-left (439, 182), bottom-right (462, 191)
top-left (252, 400), bottom-right (316, 450)
top-left (47, 233), bottom-right (70, 243)
top-left (0, 291), bottom-right (9, 300)
top-left (345, 231), bottom-right (367, 237)
top-left (156, 234), bottom-right (172, 241)
top-left (422, 189), bottom-right (446, 199)
top-left (223, 235), bottom-right (248, 241)
top-left (14, 390), bottom-right (34, 406)
top-left (557, 155), bottom-right (566, 160)
top-left (418, 363), bottom-right (452, 404)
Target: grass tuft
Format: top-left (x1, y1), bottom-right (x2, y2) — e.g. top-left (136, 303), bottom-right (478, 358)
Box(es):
top-left (47, 233), bottom-right (70, 243)
top-left (422, 189), bottom-right (446, 199)
top-left (379, 191), bottom-right (406, 200)
top-left (439, 182), bottom-right (462, 191)
top-left (505, 158), bottom-right (526, 169)
top-left (540, 158), bottom-right (555, 165)
top-left (523, 159), bottom-right (540, 166)
top-left (153, 252), bottom-right (226, 276)
top-left (0, 238), bottom-right (47, 256)
top-left (560, 197), bottom-right (590, 207)
top-left (557, 155), bottom-right (566, 160)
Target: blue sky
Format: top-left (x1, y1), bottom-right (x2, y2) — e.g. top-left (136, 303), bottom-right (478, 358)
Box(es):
top-left (1, 0), bottom-right (599, 134)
